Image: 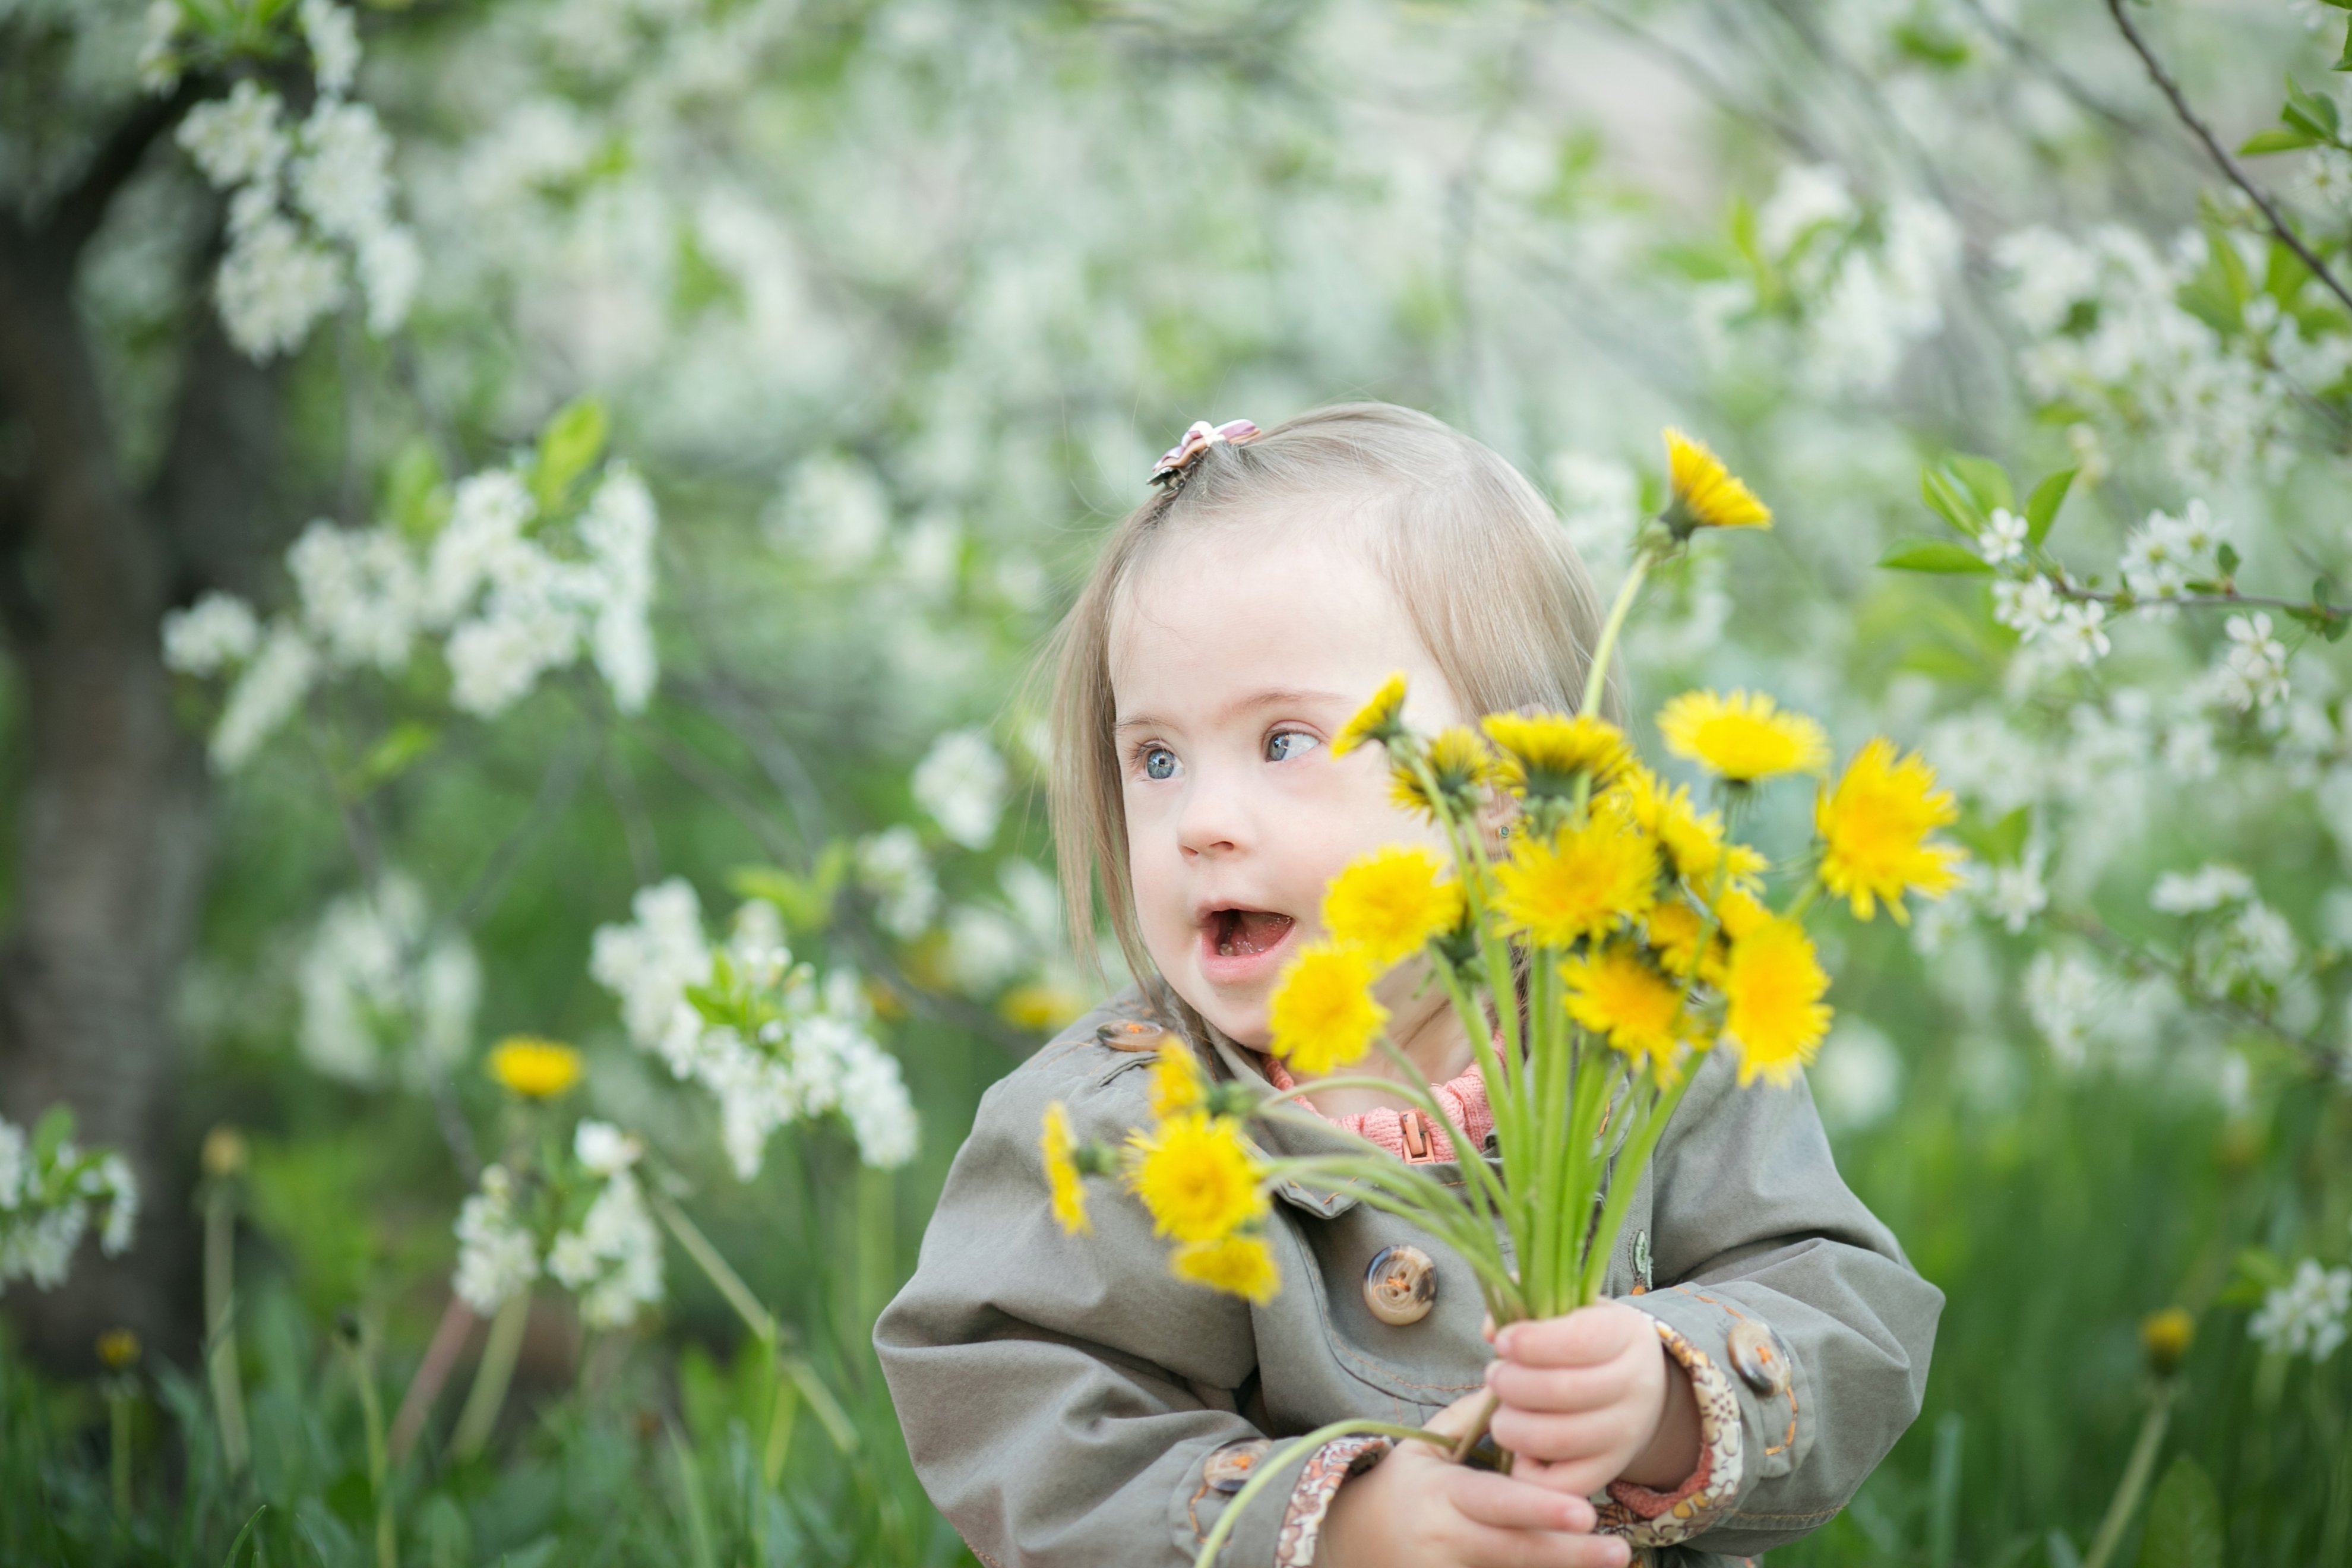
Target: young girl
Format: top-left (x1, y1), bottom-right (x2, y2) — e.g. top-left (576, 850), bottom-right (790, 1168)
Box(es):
top-left (876, 403), bottom-right (1940, 1568)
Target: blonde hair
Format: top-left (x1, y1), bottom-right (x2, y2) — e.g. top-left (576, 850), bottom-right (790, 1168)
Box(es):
top-left (1046, 401), bottom-right (1618, 982)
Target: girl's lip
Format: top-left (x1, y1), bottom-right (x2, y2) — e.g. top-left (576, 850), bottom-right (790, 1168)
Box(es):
top-left (1196, 908), bottom-right (1296, 986)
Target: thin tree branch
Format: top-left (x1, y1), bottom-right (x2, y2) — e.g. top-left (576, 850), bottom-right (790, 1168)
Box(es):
top-left (2104, 0), bottom-right (2352, 319)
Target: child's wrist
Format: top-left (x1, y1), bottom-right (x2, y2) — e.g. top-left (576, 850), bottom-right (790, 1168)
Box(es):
top-left (1615, 1348), bottom-right (1701, 1490)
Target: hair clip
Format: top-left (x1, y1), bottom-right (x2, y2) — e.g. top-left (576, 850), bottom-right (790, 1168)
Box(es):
top-left (1150, 418), bottom-right (1260, 488)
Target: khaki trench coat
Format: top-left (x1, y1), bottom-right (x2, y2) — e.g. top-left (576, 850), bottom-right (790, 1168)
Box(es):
top-left (877, 983), bottom-right (1941, 1567)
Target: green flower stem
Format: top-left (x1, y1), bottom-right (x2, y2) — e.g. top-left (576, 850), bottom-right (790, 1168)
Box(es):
top-left (1364, 1029), bottom-right (1514, 1239)
top-left (108, 1384), bottom-right (132, 1518)
top-left (338, 1324), bottom-right (397, 1568)
top-left (1582, 547), bottom-right (1658, 720)
top-left (1437, 963), bottom-right (1537, 1273)
top-left (1579, 1062), bottom-right (1700, 1303)
top-left (2081, 1382), bottom-right (2178, 1568)
top-left (451, 1291), bottom-right (529, 1460)
top-left (1191, 1418), bottom-right (1455, 1568)
top-left (1556, 1041), bottom-right (1623, 1308)
top-left (203, 1181), bottom-right (250, 1478)
top-left (1264, 1145), bottom-right (1518, 1304)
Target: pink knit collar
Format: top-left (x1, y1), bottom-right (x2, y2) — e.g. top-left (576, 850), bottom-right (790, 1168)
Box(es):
top-left (1263, 1057), bottom-right (1494, 1165)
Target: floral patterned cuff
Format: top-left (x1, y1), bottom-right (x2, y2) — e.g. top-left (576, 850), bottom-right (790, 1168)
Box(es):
top-left (1595, 1313), bottom-right (1744, 1547)
top-left (1273, 1434), bottom-right (1393, 1567)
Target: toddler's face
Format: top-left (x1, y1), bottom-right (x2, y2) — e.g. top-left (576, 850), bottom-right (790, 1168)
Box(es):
top-left (1108, 521), bottom-right (1460, 1048)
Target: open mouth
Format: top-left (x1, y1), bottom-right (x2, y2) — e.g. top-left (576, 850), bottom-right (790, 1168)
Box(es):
top-left (1209, 908), bottom-right (1294, 958)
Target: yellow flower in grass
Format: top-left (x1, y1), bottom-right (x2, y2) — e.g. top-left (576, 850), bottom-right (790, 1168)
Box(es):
top-left (1662, 428), bottom-right (1772, 537)
top-left (1149, 1042), bottom-right (1206, 1120)
top-left (1333, 672), bottom-right (1410, 758)
top-left (1719, 917), bottom-right (1831, 1086)
top-left (1041, 1101), bottom-right (1091, 1235)
top-left (1267, 942), bottom-right (1387, 1076)
top-left (1128, 1112), bottom-right (1267, 1243)
top-left (1172, 1232), bottom-right (1281, 1304)
top-left (489, 1036), bottom-right (584, 1098)
top-left (1323, 846), bottom-right (1464, 969)
top-left (1482, 710), bottom-right (1632, 799)
top-left (1615, 767), bottom-right (1766, 893)
top-left (1658, 690), bottom-right (1829, 783)
top-left (1816, 738), bottom-right (1966, 924)
top-left (1562, 946), bottom-right (1696, 1076)
top-left (1392, 726), bottom-right (1499, 821)
top-left (1708, 885), bottom-right (1772, 942)
top-left (1493, 817), bottom-right (1656, 948)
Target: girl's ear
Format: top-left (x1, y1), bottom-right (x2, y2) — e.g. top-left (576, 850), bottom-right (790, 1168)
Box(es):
top-left (1475, 789), bottom-right (1518, 859)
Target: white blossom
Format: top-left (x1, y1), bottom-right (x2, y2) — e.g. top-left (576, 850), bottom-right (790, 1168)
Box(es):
top-left (211, 623), bottom-right (318, 770)
top-left (426, 471), bottom-right (538, 624)
top-left (2151, 864), bottom-right (2254, 915)
top-left (2208, 612), bottom-right (2290, 712)
top-left (163, 593), bottom-right (263, 676)
top-left (578, 465), bottom-right (660, 712)
top-left (590, 878), bottom-right (712, 1074)
top-left (297, 875), bottom-right (479, 1086)
top-left (1979, 508), bottom-right (2028, 566)
top-left (214, 210), bottom-right (347, 361)
top-left (292, 100), bottom-right (396, 246)
top-left (1986, 849), bottom-right (2049, 934)
top-left (453, 1165), bottom-right (540, 1313)
top-left (2053, 600), bottom-right (2110, 665)
top-left (857, 826), bottom-right (938, 938)
top-left (355, 223), bottom-right (422, 335)
top-left (2023, 949), bottom-right (2100, 1066)
top-left (1, 1114), bottom-right (138, 1297)
top-left (301, 0), bottom-right (362, 98)
top-left (137, 1), bottom-right (182, 93)
top-left (288, 521), bottom-right (422, 672)
top-left (1992, 575), bottom-right (2063, 641)
top-left (178, 81), bottom-right (290, 190)
top-left (913, 728), bottom-right (1008, 850)
top-left (2249, 1258), bottom-right (2351, 1361)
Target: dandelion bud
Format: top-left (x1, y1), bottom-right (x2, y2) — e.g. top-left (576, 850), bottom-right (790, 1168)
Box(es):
top-left (2141, 1308), bottom-right (2193, 1378)
top-left (96, 1329), bottom-right (141, 1371)
top-left (201, 1124), bottom-right (248, 1178)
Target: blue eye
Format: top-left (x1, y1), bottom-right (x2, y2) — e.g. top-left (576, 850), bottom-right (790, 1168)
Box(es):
top-left (1142, 746), bottom-right (1177, 780)
top-left (1266, 731), bottom-right (1320, 763)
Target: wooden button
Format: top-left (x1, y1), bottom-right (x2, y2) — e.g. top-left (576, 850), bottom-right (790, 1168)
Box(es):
top-left (1727, 1317), bottom-right (1789, 1396)
top-left (1096, 1019), bottom-right (1167, 1052)
top-left (1203, 1437), bottom-right (1271, 1492)
top-left (1364, 1244), bottom-right (1437, 1326)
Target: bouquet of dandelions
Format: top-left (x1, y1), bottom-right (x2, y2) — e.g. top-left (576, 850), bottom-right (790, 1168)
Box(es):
top-left (1039, 430), bottom-right (1970, 1563)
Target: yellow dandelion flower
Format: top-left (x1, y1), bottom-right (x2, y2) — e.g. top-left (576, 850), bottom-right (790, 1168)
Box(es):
top-left (1644, 898), bottom-right (1731, 987)
top-left (1662, 428), bottom-right (1772, 537)
top-left (2141, 1307), bottom-right (2194, 1378)
top-left (1493, 817), bottom-right (1657, 949)
top-left (1615, 767), bottom-right (1765, 892)
top-left (1127, 1111), bottom-right (1267, 1243)
top-left (1332, 672), bottom-right (1410, 758)
top-left (488, 1036), bottom-right (584, 1099)
top-left (1815, 738), bottom-right (1967, 924)
top-left (1708, 885), bottom-right (1772, 942)
top-left (1149, 1041), bottom-right (1206, 1121)
top-left (1040, 1101), bottom-right (1090, 1235)
top-left (96, 1329), bottom-right (141, 1371)
top-left (1390, 726), bottom-right (1498, 821)
top-left (1561, 946), bottom-right (1694, 1075)
top-left (1323, 846), bottom-right (1464, 970)
top-left (1719, 917), bottom-right (1832, 1086)
top-left (1266, 941), bottom-right (1387, 1076)
top-left (1482, 710), bottom-right (1633, 798)
top-left (1658, 690), bottom-right (1830, 783)
top-left (1172, 1232), bottom-right (1281, 1304)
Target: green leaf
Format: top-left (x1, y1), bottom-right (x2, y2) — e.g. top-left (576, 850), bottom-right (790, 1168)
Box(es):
top-left (2024, 468), bottom-right (2076, 546)
top-left (2220, 1247), bottom-right (2289, 1305)
top-left (530, 396), bottom-right (610, 515)
top-left (344, 722), bottom-right (440, 798)
top-left (2336, 21), bottom-right (2352, 72)
top-left (2135, 1456), bottom-right (2223, 1568)
top-left (2216, 542), bottom-right (2241, 576)
top-left (729, 842), bottom-right (853, 933)
top-left (382, 441), bottom-right (450, 543)
top-left (1920, 466), bottom-right (1987, 537)
top-left (1943, 454), bottom-right (2015, 515)
top-left (30, 1105), bottom-right (75, 1164)
top-left (2240, 126), bottom-right (2322, 155)
top-left (1879, 540), bottom-right (1994, 575)
top-left (2284, 75), bottom-right (2342, 141)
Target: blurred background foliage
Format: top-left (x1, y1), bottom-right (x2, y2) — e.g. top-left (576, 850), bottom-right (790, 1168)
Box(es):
top-left (1, 0), bottom-right (2348, 1564)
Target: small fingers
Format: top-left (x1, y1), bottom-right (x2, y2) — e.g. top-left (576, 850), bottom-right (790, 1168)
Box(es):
top-left (1484, 1355), bottom-right (1642, 1415)
top-left (1488, 1405), bottom-right (1645, 1468)
top-left (1443, 1468), bottom-right (1597, 1534)
top-left (1493, 1303), bottom-right (1648, 1370)
top-left (1499, 1453), bottom-right (1633, 1500)
top-left (1453, 1520), bottom-right (1633, 1568)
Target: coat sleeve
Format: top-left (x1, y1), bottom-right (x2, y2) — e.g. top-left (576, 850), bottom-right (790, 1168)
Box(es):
top-left (874, 1029), bottom-right (1311, 1568)
top-left (1626, 1046), bottom-right (1943, 1558)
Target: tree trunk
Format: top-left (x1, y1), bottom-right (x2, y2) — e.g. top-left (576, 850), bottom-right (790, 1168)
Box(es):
top-left (0, 106), bottom-right (274, 1367)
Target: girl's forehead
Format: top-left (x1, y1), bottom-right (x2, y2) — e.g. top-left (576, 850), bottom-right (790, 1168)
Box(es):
top-left (1108, 523), bottom-right (1452, 717)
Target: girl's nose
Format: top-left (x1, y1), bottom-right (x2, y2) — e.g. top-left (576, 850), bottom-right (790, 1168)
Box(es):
top-left (1175, 768), bottom-right (1251, 858)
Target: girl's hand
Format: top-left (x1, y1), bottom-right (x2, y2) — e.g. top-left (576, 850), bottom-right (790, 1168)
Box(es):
top-left (1314, 1392), bottom-right (1631, 1568)
top-left (1482, 1301), bottom-right (1702, 1499)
